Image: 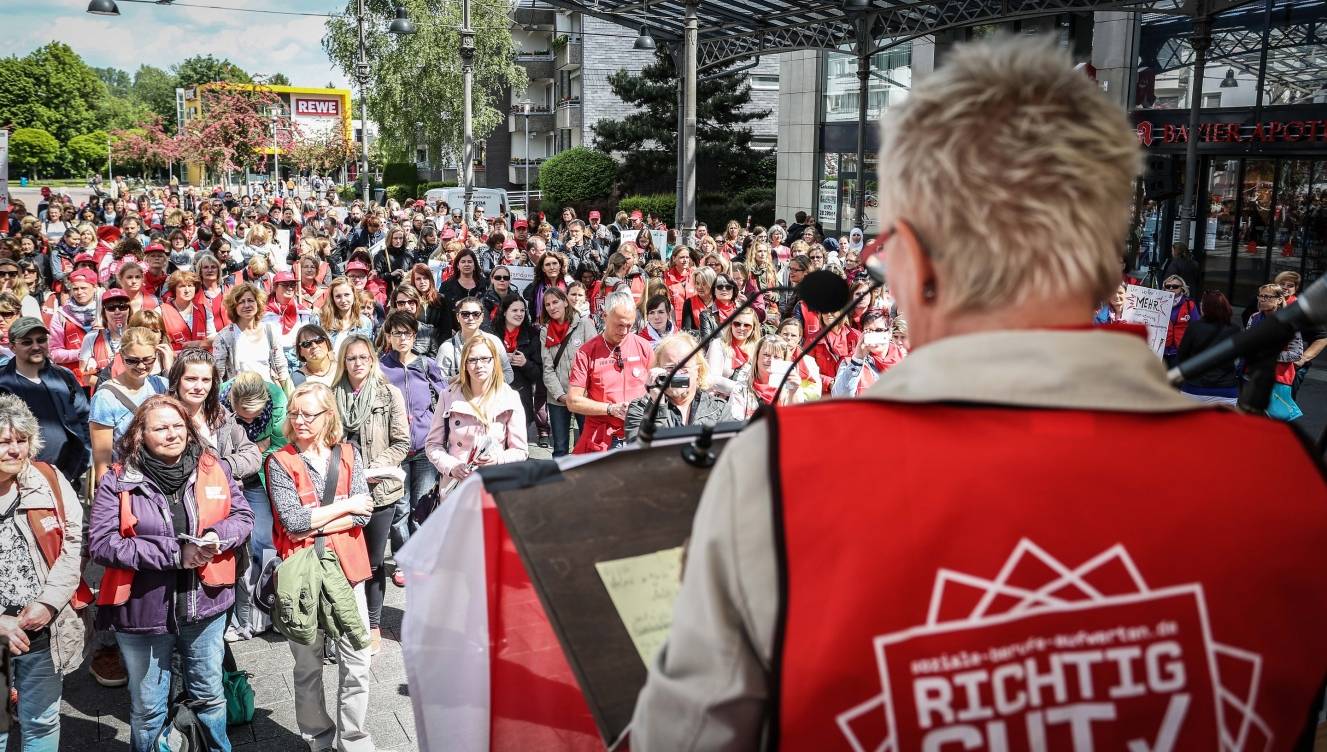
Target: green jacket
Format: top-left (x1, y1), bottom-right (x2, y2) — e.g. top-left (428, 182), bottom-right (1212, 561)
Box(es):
top-left (272, 543), bottom-right (368, 650)
top-left (221, 379), bottom-right (289, 486)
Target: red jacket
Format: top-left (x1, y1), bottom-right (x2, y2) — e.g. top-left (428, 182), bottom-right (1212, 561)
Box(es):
top-left (809, 325), bottom-right (860, 394)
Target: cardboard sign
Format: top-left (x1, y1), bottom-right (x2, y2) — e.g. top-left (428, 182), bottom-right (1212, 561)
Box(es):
top-left (619, 229), bottom-right (640, 245)
top-left (650, 229), bottom-right (668, 256)
top-left (1123, 285), bottom-right (1175, 358)
top-left (506, 264), bottom-right (535, 292)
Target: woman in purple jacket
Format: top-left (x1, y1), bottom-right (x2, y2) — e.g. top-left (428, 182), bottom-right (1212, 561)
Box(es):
top-left (88, 394), bottom-right (252, 752)
top-left (377, 310), bottom-right (446, 584)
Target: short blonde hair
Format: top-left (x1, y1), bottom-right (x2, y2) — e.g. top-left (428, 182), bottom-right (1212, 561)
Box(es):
top-left (876, 36), bottom-right (1141, 312)
top-left (282, 382), bottom-right (344, 446)
top-left (653, 332), bottom-right (710, 391)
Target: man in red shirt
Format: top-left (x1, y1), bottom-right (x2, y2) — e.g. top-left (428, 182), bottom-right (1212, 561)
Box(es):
top-left (566, 290), bottom-right (652, 453)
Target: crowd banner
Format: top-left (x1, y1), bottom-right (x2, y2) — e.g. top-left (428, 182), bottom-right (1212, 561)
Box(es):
top-left (1124, 284), bottom-right (1175, 357)
top-left (507, 265), bottom-right (535, 292)
top-left (619, 230), bottom-right (640, 245)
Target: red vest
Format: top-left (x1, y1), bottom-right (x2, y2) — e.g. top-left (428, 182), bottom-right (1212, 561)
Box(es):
top-left (264, 444), bottom-right (372, 585)
top-left (98, 451), bottom-right (237, 606)
top-left (54, 310), bottom-right (91, 386)
top-left (160, 302), bottom-right (207, 352)
top-left (772, 400), bottom-right (1327, 750)
top-left (1166, 298), bottom-right (1198, 352)
top-left (89, 332), bottom-right (125, 382)
top-left (26, 462), bottom-right (93, 610)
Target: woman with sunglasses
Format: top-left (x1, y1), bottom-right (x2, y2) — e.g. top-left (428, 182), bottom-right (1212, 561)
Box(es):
top-left (439, 296), bottom-right (514, 385)
top-left (1161, 274), bottom-right (1198, 369)
top-left (706, 307), bottom-right (760, 397)
top-left (1248, 283), bottom-right (1304, 418)
top-left (481, 264), bottom-right (518, 324)
top-left (88, 327), bottom-right (171, 485)
top-left (699, 273), bottom-right (742, 343)
top-left (12, 259), bottom-right (43, 318)
top-left (80, 288), bottom-right (134, 386)
top-left (290, 324), bottom-right (336, 387)
top-left (264, 382), bottom-right (378, 751)
top-left (680, 267), bottom-right (718, 339)
top-left (377, 311), bottom-right (446, 567)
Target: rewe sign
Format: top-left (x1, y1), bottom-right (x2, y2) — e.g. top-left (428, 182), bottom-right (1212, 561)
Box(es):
top-left (295, 99), bottom-right (340, 117)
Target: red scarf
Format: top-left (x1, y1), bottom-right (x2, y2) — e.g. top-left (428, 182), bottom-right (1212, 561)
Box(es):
top-left (714, 298), bottom-right (736, 320)
top-left (544, 319), bottom-right (571, 349)
top-left (502, 326), bottom-right (521, 354)
top-left (266, 297), bottom-right (298, 334)
top-left (664, 267), bottom-right (693, 297)
top-left (752, 381), bottom-right (779, 405)
top-left (731, 342), bottom-right (750, 372)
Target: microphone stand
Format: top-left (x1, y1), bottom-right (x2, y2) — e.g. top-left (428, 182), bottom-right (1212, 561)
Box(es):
top-left (637, 284), bottom-right (794, 446)
top-left (772, 280), bottom-right (883, 399)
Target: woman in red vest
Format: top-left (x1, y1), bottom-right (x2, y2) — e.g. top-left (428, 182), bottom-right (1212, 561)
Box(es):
top-left (264, 382), bottom-right (379, 752)
top-left (808, 307), bottom-right (861, 395)
top-left (160, 270), bottom-right (216, 353)
top-left (88, 394), bottom-right (251, 752)
top-left (79, 287), bottom-right (132, 387)
top-left (115, 261), bottom-right (158, 315)
top-left (1162, 274), bottom-right (1197, 368)
top-left (193, 253), bottom-right (229, 329)
top-left (662, 249), bottom-right (694, 330)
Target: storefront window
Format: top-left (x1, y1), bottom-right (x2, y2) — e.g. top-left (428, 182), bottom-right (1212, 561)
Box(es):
top-left (1234, 159), bottom-right (1276, 305)
top-left (1202, 159), bottom-right (1240, 294)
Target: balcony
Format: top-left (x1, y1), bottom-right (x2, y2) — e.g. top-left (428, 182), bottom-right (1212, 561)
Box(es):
top-left (509, 161), bottom-right (542, 185)
top-left (515, 53), bottom-right (554, 81)
top-left (555, 38), bottom-right (582, 70)
top-left (512, 6), bottom-right (554, 27)
top-left (556, 98), bottom-right (582, 130)
top-left (508, 108), bottom-right (554, 132)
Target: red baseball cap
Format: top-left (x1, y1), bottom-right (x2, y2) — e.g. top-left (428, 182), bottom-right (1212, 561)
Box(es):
top-left (345, 260), bottom-right (371, 275)
top-left (441, 228), bottom-right (457, 240)
top-left (588, 210), bottom-right (601, 220)
top-left (272, 271), bottom-right (297, 285)
top-left (514, 219), bottom-right (529, 230)
top-left (144, 244), bottom-right (168, 256)
top-left (502, 239), bottom-right (518, 250)
top-left (67, 269), bottom-right (99, 286)
top-left (96, 226), bottom-right (121, 243)
top-left (630, 210), bottom-right (643, 220)
top-left (102, 288), bottom-right (130, 303)
top-left (73, 253), bottom-right (98, 266)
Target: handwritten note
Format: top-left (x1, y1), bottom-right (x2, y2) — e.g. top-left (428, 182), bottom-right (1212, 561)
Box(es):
top-left (1124, 284), bottom-right (1175, 357)
top-left (595, 547), bottom-right (684, 667)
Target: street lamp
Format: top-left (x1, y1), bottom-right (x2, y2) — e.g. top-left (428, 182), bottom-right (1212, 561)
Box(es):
top-left (355, 1), bottom-right (416, 204)
top-left (269, 104), bottom-right (284, 195)
top-left (86, 0), bottom-right (120, 15)
top-left (520, 99), bottom-right (532, 213)
top-left (460, 0), bottom-right (477, 228)
top-left (634, 25), bottom-right (656, 51)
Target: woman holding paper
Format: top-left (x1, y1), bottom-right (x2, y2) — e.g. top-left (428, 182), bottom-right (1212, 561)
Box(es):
top-left (88, 394), bottom-right (252, 752)
top-left (425, 335), bottom-right (528, 486)
top-left (830, 311), bottom-right (907, 397)
top-left (727, 336), bottom-right (806, 420)
top-left (330, 333), bottom-right (409, 655)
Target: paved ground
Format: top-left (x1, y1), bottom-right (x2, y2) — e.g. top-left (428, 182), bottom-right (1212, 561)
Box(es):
top-left (26, 584), bottom-right (418, 752)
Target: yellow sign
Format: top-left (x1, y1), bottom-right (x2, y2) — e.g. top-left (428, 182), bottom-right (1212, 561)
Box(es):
top-left (595, 547), bottom-right (684, 668)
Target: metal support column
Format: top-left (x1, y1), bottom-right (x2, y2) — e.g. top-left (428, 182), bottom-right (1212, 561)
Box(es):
top-left (680, 0), bottom-right (698, 243)
top-left (461, 0), bottom-right (477, 228)
top-left (1176, 6), bottom-right (1211, 249)
top-left (675, 46), bottom-right (685, 232)
top-left (355, 0), bottom-right (372, 203)
top-left (854, 17), bottom-right (871, 231)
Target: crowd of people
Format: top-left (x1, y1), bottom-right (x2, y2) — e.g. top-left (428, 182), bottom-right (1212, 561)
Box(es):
top-left (0, 177), bottom-right (916, 751)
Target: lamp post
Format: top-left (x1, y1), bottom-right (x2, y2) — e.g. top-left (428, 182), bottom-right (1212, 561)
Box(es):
top-left (270, 104), bottom-right (283, 195)
top-left (521, 99), bottom-right (532, 213)
top-left (460, 0), bottom-right (476, 229)
top-left (354, 2), bottom-right (415, 204)
top-left (107, 134), bottom-right (113, 182)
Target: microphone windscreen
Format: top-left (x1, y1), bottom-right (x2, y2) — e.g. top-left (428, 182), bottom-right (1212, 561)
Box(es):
top-left (798, 270), bottom-right (852, 313)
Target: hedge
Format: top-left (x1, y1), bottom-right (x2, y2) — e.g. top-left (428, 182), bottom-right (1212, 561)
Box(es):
top-left (382, 162), bottom-right (417, 187)
top-left (539, 147), bottom-right (616, 209)
top-left (386, 184), bottom-right (416, 205)
top-left (615, 189), bottom-right (776, 229)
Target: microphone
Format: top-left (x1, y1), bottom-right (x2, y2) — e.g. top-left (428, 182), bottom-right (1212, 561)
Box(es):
top-left (637, 270), bottom-right (851, 446)
top-left (1167, 274), bottom-right (1327, 385)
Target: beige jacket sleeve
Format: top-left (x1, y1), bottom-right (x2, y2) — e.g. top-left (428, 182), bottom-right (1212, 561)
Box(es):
top-left (36, 470), bottom-right (84, 613)
top-left (630, 423), bottom-right (778, 750)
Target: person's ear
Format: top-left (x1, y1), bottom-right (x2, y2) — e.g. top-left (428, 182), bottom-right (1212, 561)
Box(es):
top-left (886, 221), bottom-right (938, 312)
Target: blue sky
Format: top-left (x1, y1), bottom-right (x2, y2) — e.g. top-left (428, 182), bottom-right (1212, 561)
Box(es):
top-left (3, 0), bottom-right (352, 89)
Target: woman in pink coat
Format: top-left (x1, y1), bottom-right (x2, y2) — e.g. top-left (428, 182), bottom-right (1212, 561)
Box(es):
top-left (425, 335), bottom-right (528, 483)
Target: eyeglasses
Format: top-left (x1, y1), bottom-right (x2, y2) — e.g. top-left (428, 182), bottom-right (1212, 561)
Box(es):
top-left (289, 409), bottom-right (328, 423)
top-left (344, 355), bottom-right (374, 365)
top-left (466, 355), bottom-right (494, 366)
top-left (15, 336), bottom-right (48, 346)
top-left (732, 321), bottom-right (754, 330)
top-left (297, 337), bottom-right (327, 350)
top-left (714, 284), bottom-right (735, 291)
top-left (1257, 294), bottom-right (1281, 301)
top-left (394, 299), bottom-right (418, 308)
top-left (104, 303), bottom-right (130, 312)
top-left (0, 271), bottom-right (18, 279)
top-left (458, 310), bottom-right (483, 320)
top-left (1163, 284), bottom-right (1183, 291)
top-left (0, 311), bottom-right (17, 321)
top-left (492, 275), bottom-right (510, 281)
top-left (123, 355), bottom-right (155, 368)
top-left (388, 330), bottom-right (415, 339)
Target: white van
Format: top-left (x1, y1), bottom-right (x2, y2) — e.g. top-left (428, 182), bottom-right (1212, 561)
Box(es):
top-left (423, 187), bottom-right (511, 217)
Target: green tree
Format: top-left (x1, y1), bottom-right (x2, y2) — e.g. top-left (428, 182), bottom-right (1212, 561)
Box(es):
top-left (9, 128), bottom-right (61, 178)
top-left (66, 131), bottom-right (111, 175)
top-left (593, 49), bottom-right (769, 195)
top-left (95, 66), bottom-right (133, 97)
top-left (97, 93), bottom-right (152, 131)
top-left (173, 55), bottom-right (251, 89)
top-left (267, 73), bottom-right (292, 86)
top-left (0, 43), bottom-right (106, 144)
top-left (132, 65), bottom-right (179, 129)
top-left (323, 0), bottom-right (525, 163)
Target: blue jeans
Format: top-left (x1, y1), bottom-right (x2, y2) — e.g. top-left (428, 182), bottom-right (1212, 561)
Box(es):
top-left (0, 646), bottom-right (62, 752)
top-left (117, 613), bottom-right (231, 752)
top-left (391, 453), bottom-right (438, 547)
top-left (244, 483), bottom-right (274, 557)
top-left (548, 403), bottom-right (573, 457)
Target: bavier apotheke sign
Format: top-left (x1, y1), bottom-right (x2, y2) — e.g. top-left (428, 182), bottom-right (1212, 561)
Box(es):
top-left (294, 98), bottom-right (341, 117)
top-left (1132, 105), bottom-right (1327, 151)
